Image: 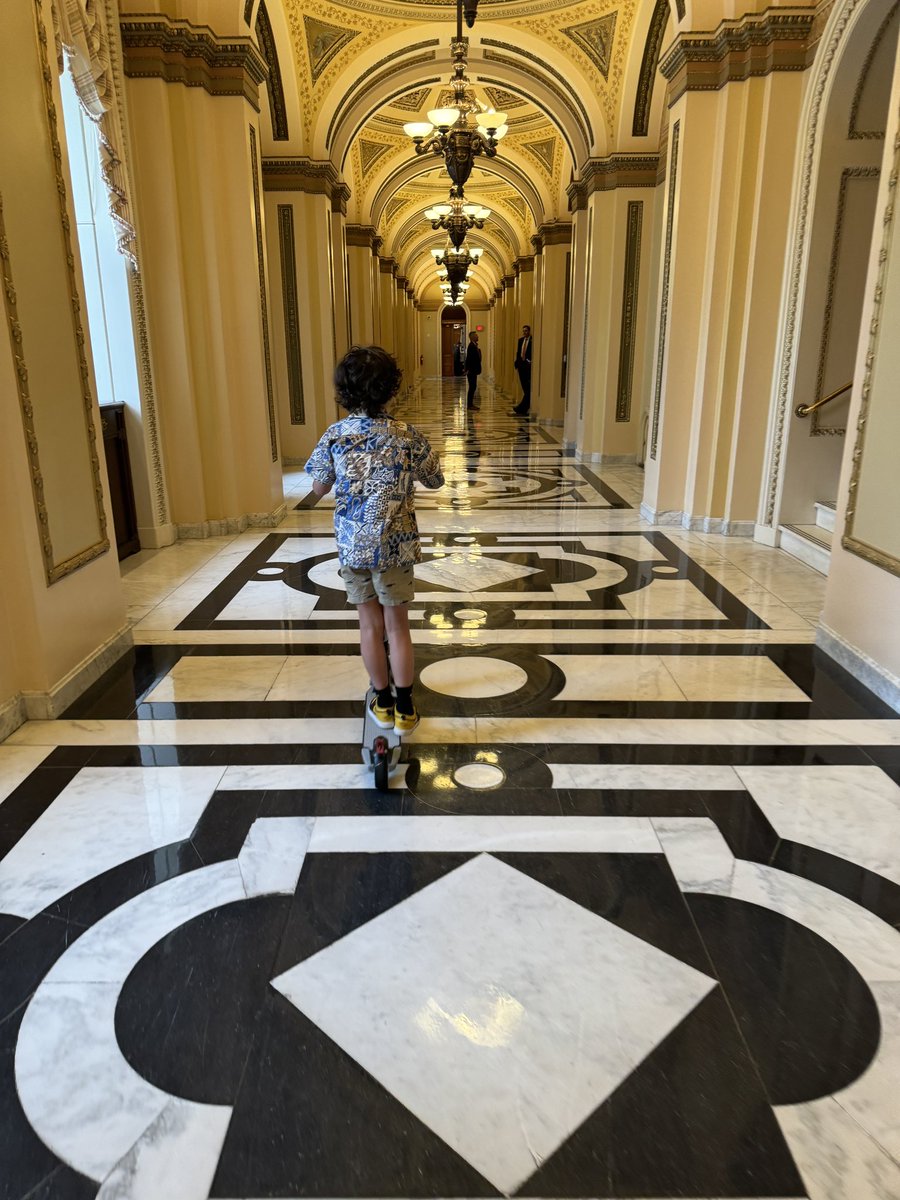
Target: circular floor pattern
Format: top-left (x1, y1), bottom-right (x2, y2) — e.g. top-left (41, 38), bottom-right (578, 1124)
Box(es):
top-left (453, 763), bottom-right (506, 789)
top-left (454, 608), bottom-right (488, 620)
top-left (420, 655), bottom-right (530, 698)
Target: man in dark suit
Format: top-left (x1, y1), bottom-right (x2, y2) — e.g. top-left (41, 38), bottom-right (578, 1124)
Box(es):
top-left (465, 330), bottom-right (481, 409)
top-left (513, 324), bottom-right (532, 416)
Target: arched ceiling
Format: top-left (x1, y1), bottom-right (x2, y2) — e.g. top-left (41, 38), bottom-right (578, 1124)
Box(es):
top-left (253, 0), bottom-right (684, 300)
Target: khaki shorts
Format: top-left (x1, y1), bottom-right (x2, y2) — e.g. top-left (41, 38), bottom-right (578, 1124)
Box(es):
top-left (340, 564), bottom-right (415, 606)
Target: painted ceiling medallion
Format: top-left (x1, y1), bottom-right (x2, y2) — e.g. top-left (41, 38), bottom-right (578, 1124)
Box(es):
top-left (359, 139), bottom-right (394, 174)
top-left (563, 11), bottom-right (618, 80)
top-left (484, 85), bottom-right (526, 111)
top-left (303, 15), bottom-right (359, 85)
top-left (393, 86), bottom-right (434, 112)
top-left (523, 136), bottom-right (556, 173)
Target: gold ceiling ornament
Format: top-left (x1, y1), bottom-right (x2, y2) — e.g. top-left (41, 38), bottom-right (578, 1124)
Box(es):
top-left (392, 85), bottom-right (434, 111)
top-left (403, 0), bottom-right (507, 195)
top-left (359, 137), bottom-right (395, 174)
top-left (303, 14), bottom-right (359, 84)
top-left (521, 135), bottom-right (556, 174)
top-left (562, 11), bottom-right (618, 80)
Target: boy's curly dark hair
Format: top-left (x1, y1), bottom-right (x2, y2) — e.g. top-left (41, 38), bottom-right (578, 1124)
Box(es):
top-left (335, 345), bottom-right (402, 417)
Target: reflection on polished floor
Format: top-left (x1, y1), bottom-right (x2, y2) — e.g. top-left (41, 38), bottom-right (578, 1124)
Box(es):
top-left (2, 379), bottom-right (900, 1200)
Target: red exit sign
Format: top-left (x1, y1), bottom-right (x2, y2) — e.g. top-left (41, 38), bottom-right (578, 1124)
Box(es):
top-left (476, 324), bottom-right (484, 331)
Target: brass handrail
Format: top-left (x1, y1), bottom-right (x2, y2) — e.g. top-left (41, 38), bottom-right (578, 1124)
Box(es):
top-left (795, 380), bottom-right (852, 418)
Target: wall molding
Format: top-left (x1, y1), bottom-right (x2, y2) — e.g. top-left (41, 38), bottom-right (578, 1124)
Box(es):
top-left (176, 502), bottom-right (286, 540)
top-left (254, 0), bottom-right (288, 140)
top-left (277, 204), bottom-right (304, 426)
top-left (848, 0), bottom-right (898, 139)
top-left (20, 624), bottom-right (134, 722)
top-left (120, 15), bottom-right (268, 110)
top-left (567, 155), bottom-right (660, 210)
top-left (0, 694), bottom-right (28, 743)
top-left (249, 126), bottom-right (278, 461)
top-left (346, 223), bottom-right (379, 249)
top-left (616, 200), bottom-right (643, 423)
top-left (818, 622), bottom-right (900, 713)
top-left (261, 158), bottom-right (350, 213)
top-left (640, 502), bottom-right (754, 535)
top-left (633, 0), bottom-right (671, 137)
top-left (660, 8), bottom-right (818, 104)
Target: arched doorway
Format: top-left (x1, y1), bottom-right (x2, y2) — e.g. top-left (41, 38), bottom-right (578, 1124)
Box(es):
top-left (441, 306), bottom-right (467, 376)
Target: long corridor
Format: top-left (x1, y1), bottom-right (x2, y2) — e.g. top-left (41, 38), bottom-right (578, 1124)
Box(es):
top-left (2, 379), bottom-right (899, 1199)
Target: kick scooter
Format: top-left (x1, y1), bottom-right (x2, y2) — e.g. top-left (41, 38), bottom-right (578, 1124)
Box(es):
top-left (361, 685), bottom-right (404, 792)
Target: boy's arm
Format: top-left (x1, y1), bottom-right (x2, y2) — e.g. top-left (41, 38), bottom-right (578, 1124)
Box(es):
top-left (412, 433), bottom-right (444, 490)
top-left (305, 433), bottom-right (336, 496)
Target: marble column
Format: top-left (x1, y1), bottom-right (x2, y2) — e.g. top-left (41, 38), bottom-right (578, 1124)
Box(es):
top-left (535, 224), bottom-right (572, 427)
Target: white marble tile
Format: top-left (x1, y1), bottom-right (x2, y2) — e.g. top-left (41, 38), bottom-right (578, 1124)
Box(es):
top-left (494, 717), bottom-right (883, 746)
top-left (16, 981), bottom-right (171, 1180)
top-left (546, 655), bottom-right (686, 701)
top-left (736, 765), bottom-right (900, 886)
top-left (267, 655), bottom-right (370, 701)
top-left (273, 853), bottom-right (714, 1193)
top-left (660, 655), bottom-right (810, 702)
top-left (47, 861), bottom-right (246, 984)
top-left (619, 580), bottom-right (727, 620)
top-left (307, 816), bottom-right (661, 854)
top-left (237, 817), bottom-right (313, 896)
top-left (700, 860), bottom-right (900, 983)
top-left (652, 817), bottom-right (738, 892)
top-left (420, 655), bottom-right (529, 698)
top-left (831, 981), bottom-right (900, 1162)
top-left (776, 1095), bottom-right (900, 1200)
top-left (144, 656), bottom-right (286, 703)
top-left (0, 744), bottom-right (53, 803)
top-left (97, 1098), bottom-right (232, 1200)
top-left (0, 767), bottom-right (224, 919)
top-left (217, 581), bottom-right (318, 623)
top-left (550, 764), bottom-right (742, 790)
top-left (415, 556), bottom-right (541, 591)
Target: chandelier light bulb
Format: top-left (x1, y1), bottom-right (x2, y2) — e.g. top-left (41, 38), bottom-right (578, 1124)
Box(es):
top-left (434, 203), bottom-right (453, 215)
top-left (475, 110), bottom-right (507, 130)
top-left (428, 107), bottom-right (461, 129)
top-left (403, 121), bottom-right (434, 140)
top-left (492, 124), bottom-right (509, 141)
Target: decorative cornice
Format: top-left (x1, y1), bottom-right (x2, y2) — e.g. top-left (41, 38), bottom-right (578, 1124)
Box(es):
top-left (120, 16), bottom-right (268, 110)
top-left (346, 224), bottom-right (378, 249)
top-left (262, 158), bottom-right (351, 213)
top-left (502, 274), bottom-right (515, 289)
top-left (532, 234), bottom-right (544, 254)
top-left (379, 256), bottom-right (396, 274)
top-left (516, 256), bottom-right (535, 273)
top-left (567, 156), bottom-right (660, 210)
top-left (538, 221), bottom-right (573, 246)
top-left (659, 8), bottom-right (818, 104)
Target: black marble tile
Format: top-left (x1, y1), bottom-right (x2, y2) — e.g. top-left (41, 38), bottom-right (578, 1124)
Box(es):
top-left (701, 792), bottom-right (780, 865)
top-left (520, 990), bottom-right (806, 1198)
top-left (405, 743), bottom-right (553, 790)
top-left (117, 894), bottom-right (293, 1104)
top-left (494, 852), bottom-right (712, 975)
top-left (211, 990), bottom-right (500, 1198)
top-left (0, 914), bottom-right (78, 1026)
top-left (772, 840), bottom-right (900, 929)
top-left (61, 643), bottom-right (184, 718)
top-left (403, 788), bottom-right (565, 816)
top-left (687, 892), bottom-right (881, 1105)
top-left (0, 767), bottom-right (80, 838)
top-left (41, 746), bottom-right (96, 768)
top-left (86, 743), bottom-right (220, 767)
top-left (543, 742), bottom-right (873, 766)
top-left (260, 787), bottom-right (405, 816)
top-left (559, 788), bottom-right (720, 817)
top-left (191, 792), bottom-right (265, 864)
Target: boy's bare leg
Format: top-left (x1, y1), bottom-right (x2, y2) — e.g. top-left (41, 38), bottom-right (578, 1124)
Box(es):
top-left (357, 599), bottom-right (389, 690)
top-left (383, 603), bottom-right (414, 688)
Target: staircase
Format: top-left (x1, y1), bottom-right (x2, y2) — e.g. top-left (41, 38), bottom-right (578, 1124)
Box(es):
top-left (779, 501), bottom-right (836, 575)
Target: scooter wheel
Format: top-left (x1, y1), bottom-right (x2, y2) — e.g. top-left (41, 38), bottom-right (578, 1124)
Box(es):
top-left (373, 752), bottom-right (389, 792)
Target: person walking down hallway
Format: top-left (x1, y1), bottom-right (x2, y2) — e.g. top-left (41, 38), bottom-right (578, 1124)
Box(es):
top-left (513, 325), bottom-right (532, 416)
top-left (465, 331), bottom-right (482, 409)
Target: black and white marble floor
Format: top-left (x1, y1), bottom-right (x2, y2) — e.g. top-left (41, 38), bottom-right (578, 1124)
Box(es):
top-left (2, 379), bottom-right (899, 1199)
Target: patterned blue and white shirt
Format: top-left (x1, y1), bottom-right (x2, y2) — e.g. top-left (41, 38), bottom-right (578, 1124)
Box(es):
top-left (305, 415), bottom-right (444, 568)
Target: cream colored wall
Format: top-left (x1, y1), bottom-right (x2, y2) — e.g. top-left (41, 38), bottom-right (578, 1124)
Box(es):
top-left (535, 240), bottom-right (571, 425)
top-left (418, 308), bottom-right (441, 377)
top-left (347, 245), bottom-right (376, 345)
top-left (821, 48), bottom-right (900, 704)
top-left (0, 0), bottom-right (127, 732)
top-left (564, 207), bottom-right (590, 447)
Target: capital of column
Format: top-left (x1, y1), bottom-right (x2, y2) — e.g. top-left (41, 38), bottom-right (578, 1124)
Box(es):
top-left (502, 275), bottom-right (515, 290)
top-left (261, 157), bottom-right (350, 214)
top-left (120, 15), bottom-right (268, 110)
top-left (538, 221), bottom-right (573, 247)
top-left (567, 156), bottom-right (660, 211)
top-left (660, 10), bottom-right (818, 105)
top-left (346, 224), bottom-right (378, 250)
top-left (516, 256), bottom-right (535, 274)
top-left (378, 256), bottom-right (397, 275)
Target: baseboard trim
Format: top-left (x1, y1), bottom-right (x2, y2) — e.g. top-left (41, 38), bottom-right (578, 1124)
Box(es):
top-left (138, 523), bottom-right (177, 549)
top-left (176, 502), bottom-right (287, 540)
top-left (0, 693), bottom-right (28, 742)
top-left (585, 452), bottom-right (638, 465)
top-left (20, 623), bottom-right (134, 721)
top-left (754, 523), bottom-right (779, 547)
top-left (817, 623), bottom-right (900, 715)
top-left (640, 502), bottom-right (684, 526)
top-left (639, 503), bottom-right (753, 535)
top-left (282, 457), bottom-right (306, 467)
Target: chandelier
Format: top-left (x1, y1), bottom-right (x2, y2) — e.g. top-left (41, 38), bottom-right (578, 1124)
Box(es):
top-left (432, 243), bottom-right (482, 303)
top-left (402, 0), bottom-right (507, 192)
top-left (424, 193), bottom-right (490, 248)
